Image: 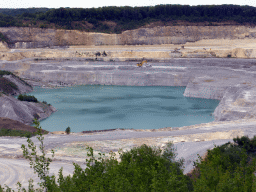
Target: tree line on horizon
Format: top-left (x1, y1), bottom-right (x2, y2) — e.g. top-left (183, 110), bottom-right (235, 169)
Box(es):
top-left (0, 4), bottom-right (256, 33)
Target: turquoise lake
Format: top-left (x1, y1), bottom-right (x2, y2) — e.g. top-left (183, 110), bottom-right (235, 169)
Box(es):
top-left (27, 85), bottom-right (219, 133)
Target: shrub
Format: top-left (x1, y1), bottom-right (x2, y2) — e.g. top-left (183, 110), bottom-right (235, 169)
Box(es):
top-left (233, 135), bottom-right (256, 154)
top-left (42, 100), bottom-right (51, 106)
top-left (65, 126), bottom-right (71, 134)
top-left (18, 94), bottom-right (38, 102)
top-left (191, 140), bottom-right (256, 191)
top-left (0, 32), bottom-right (10, 44)
top-left (0, 128), bottom-right (33, 138)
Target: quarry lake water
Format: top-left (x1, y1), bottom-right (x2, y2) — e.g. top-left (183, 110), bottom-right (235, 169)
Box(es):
top-left (27, 85), bottom-right (219, 133)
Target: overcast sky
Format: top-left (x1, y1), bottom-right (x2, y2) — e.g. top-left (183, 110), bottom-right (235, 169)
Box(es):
top-left (0, 0), bottom-right (255, 9)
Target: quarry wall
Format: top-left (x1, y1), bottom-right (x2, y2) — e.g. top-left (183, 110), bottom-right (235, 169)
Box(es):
top-left (1, 25), bottom-right (256, 48)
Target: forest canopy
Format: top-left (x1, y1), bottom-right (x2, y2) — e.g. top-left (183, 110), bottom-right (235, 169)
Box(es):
top-left (0, 4), bottom-right (255, 33)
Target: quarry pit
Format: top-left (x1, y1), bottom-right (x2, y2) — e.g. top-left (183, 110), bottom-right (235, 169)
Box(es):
top-left (1, 27), bottom-right (256, 189)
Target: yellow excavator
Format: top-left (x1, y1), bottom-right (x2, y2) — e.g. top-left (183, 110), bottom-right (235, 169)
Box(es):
top-left (137, 59), bottom-right (147, 67)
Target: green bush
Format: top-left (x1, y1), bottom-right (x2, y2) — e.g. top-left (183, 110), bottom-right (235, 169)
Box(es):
top-left (191, 139), bottom-right (256, 191)
top-left (0, 32), bottom-right (10, 44)
top-left (18, 94), bottom-right (38, 102)
top-left (0, 128), bottom-right (33, 138)
top-left (65, 126), bottom-right (71, 134)
top-left (42, 100), bottom-right (51, 106)
top-left (0, 70), bottom-right (12, 76)
top-left (233, 135), bottom-right (256, 154)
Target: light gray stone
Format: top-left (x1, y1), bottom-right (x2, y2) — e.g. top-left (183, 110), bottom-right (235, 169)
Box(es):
top-left (0, 94), bottom-right (57, 125)
top-left (213, 84), bottom-right (256, 121)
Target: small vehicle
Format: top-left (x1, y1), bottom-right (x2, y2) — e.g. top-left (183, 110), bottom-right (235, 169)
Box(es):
top-left (137, 60), bottom-right (147, 67)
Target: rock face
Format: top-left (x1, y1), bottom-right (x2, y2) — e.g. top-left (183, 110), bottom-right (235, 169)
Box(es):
top-left (0, 94), bottom-right (57, 125)
top-left (213, 84), bottom-right (256, 121)
top-left (0, 72), bottom-right (56, 125)
top-left (1, 25), bottom-right (256, 48)
top-left (0, 42), bottom-right (9, 51)
top-left (2, 74), bottom-right (33, 95)
top-left (1, 57), bottom-right (256, 123)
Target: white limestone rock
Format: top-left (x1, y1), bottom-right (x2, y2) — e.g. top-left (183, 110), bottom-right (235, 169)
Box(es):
top-left (213, 84), bottom-right (256, 121)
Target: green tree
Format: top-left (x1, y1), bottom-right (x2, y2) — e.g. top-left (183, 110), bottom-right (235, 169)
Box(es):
top-left (65, 126), bottom-right (71, 135)
top-left (191, 142), bottom-right (256, 191)
top-left (20, 119), bottom-right (55, 192)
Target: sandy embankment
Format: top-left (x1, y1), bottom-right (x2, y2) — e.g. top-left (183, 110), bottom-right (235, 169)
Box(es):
top-left (1, 38), bottom-right (256, 61)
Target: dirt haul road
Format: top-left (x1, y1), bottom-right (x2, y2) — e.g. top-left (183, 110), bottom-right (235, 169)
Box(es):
top-left (0, 118), bottom-right (256, 190)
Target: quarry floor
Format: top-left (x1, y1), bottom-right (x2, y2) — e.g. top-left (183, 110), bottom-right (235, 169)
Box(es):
top-left (1, 119), bottom-right (256, 190)
top-left (1, 42), bottom-right (256, 189)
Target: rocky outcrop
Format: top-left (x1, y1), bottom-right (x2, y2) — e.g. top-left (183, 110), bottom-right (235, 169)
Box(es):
top-left (2, 74), bottom-right (32, 95)
top-left (0, 71), bottom-right (56, 125)
top-left (0, 42), bottom-right (9, 51)
top-left (213, 84), bottom-right (256, 121)
top-left (1, 25), bottom-right (256, 48)
top-left (0, 94), bottom-right (57, 125)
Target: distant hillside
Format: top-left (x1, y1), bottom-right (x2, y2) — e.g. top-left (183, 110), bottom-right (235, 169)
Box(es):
top-left (0, 5), bottom-right (256, 33)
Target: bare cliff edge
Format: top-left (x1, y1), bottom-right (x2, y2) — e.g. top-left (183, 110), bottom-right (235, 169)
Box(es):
top-left (0, 74), bottom-right (56, 125)
top-left (1, 25), bottom-right (256, 48)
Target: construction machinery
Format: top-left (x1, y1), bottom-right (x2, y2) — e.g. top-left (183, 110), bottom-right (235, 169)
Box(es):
top-left (137, 59), bottom-right (147, 67)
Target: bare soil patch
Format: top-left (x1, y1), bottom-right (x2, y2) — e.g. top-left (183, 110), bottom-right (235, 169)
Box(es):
top-left (0, 117), bottom-right (48, 134)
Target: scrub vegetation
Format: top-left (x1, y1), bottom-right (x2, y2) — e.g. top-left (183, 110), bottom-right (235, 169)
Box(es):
top-left (0, 32), bottom-right (10, 44)
top-left (0, 128), bottom-right (34, 138)
top-left (65, 126), bottom-right (71, 134)
top-left (18, 94), bottom-right (38, 102)
top-left (0, 120), bottom-right (256, 191)
top-left (0, 5), bottom-right (256, 33)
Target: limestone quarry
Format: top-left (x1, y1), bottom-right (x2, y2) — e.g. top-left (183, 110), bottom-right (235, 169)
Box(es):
top-left (1, 25), bottom-right (256, 189)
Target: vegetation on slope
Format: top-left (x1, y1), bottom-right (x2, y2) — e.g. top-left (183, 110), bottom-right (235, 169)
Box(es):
top-left (0, 77), bottom-right (18, 94)
top-left (17, 94), bottom-right (38, 102)
top-left (0, 70), bottom-right (32, 96)
top-left (0, 128), bottom-right (34, 138)
top-left (188, 135), bottom-right (256, 191)
top-left (0, 32), bottom-right (10, 44)
top-left (0, 5), bottom-right (256, 33)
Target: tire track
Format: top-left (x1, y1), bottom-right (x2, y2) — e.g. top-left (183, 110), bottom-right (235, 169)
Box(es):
top-left (0, 158), bottom-right (87, 191)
